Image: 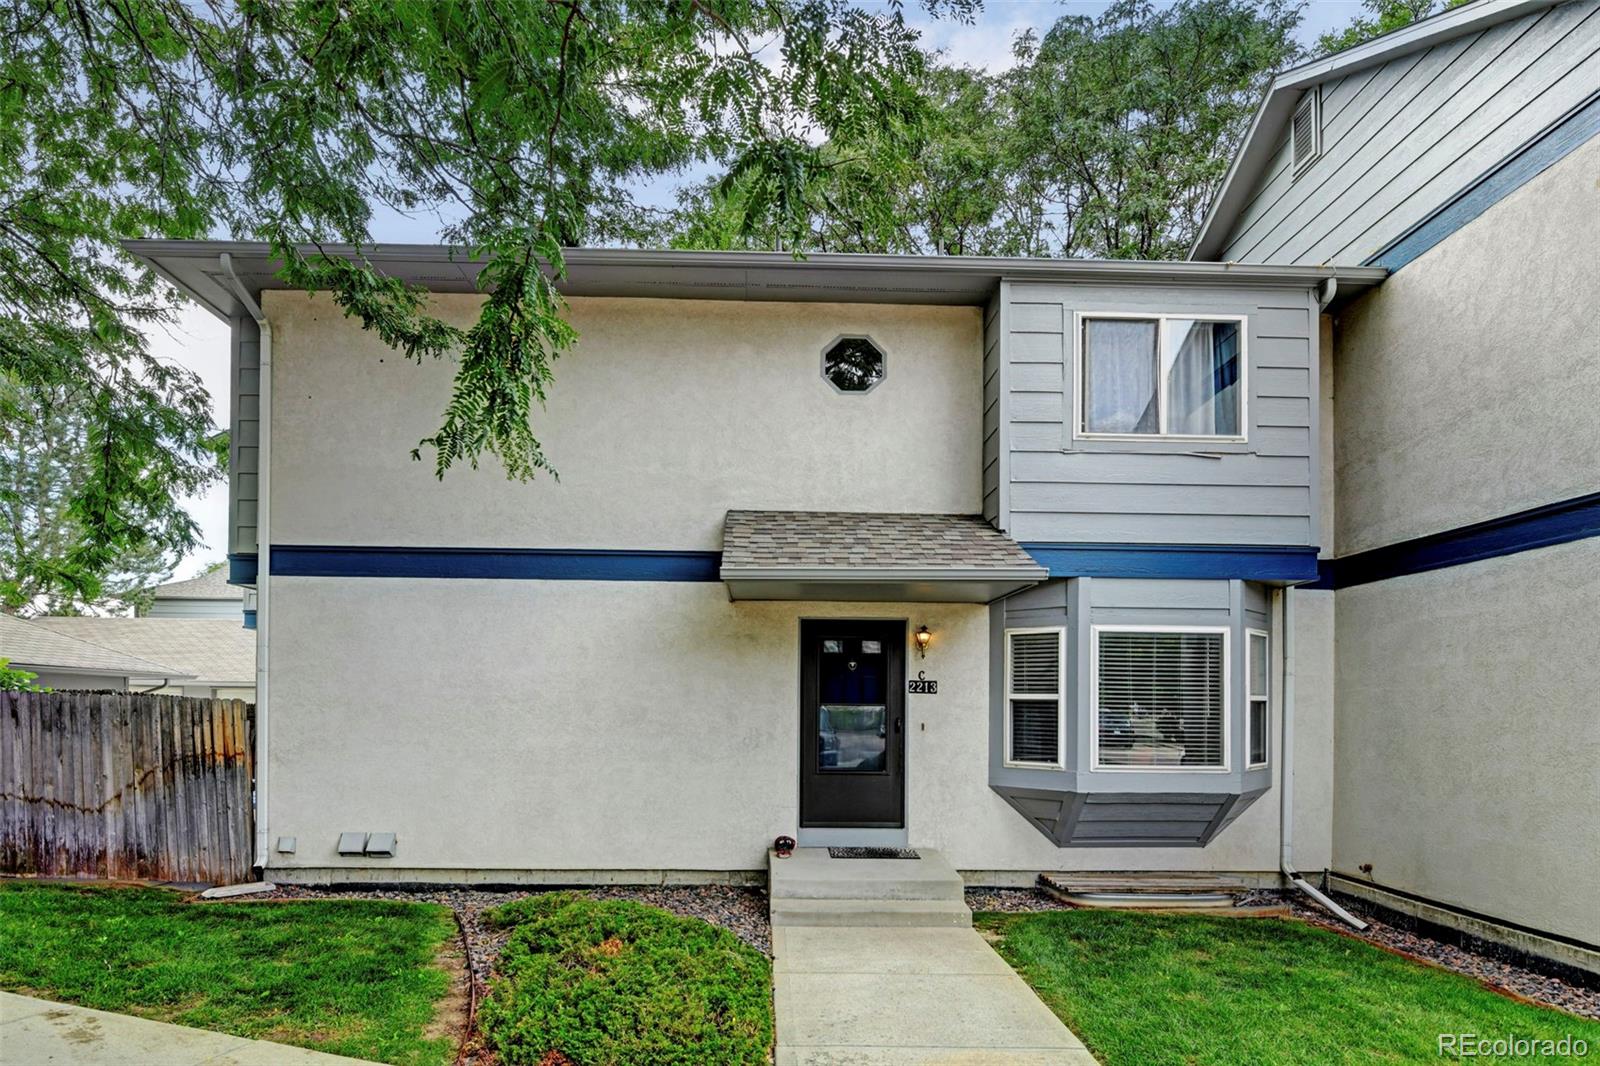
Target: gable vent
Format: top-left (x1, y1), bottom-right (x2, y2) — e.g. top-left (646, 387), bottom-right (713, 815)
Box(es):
top-left (1292, 90), bottom-right (1321, 176)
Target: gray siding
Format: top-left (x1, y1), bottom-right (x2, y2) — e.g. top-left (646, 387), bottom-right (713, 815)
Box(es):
top-left (231, 314), bottom-right (261, 558)
top-left (982, 292), bottom-right (1002, 524)
top-left (989, 577), bottom-right (1274, 846)
top-left (1220, 0), bottom-right (1600, 265)
top-left (998, 281), bottom-right (1320, 548)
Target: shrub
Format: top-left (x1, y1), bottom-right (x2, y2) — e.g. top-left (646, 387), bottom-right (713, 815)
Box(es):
top-left (478, 893), bottom-right (772, 1066)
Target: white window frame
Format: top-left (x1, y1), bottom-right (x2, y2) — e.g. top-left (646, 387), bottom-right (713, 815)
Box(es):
top-left (1246, 627), bottom-right (1270, 770)
top-left (1003, 626), bottom-right (1067, 770)
top-left (1089, 624), bottom-right (1231, 774)
top-left (1072, 311), bottom-right (1249, 445)
top-left (1291, 88), bottom-right (1322, 177)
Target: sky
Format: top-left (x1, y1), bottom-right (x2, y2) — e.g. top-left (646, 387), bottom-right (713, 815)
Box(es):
top-left (158, 0), bottom-right (1368, 580)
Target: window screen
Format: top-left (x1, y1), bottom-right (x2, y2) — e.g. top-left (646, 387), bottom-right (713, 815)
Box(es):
top-left (1095, 629), bottom-right (1226, 769)
top-left (1247, 630), bottom-right (1269, 768)
top-left (1006, 629), bottom-right (1064, 766)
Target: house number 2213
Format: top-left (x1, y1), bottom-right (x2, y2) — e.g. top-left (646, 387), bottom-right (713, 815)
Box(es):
top-left (907, 671), bottom-right (938, 695)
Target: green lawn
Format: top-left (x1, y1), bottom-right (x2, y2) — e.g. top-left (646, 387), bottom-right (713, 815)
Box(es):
top-left (478, 892), bottom-right (773, 1066)
top-left (0, 882), bottom-right (458, 1066)
top-left (977, 909), bottom-right (1600, 1066)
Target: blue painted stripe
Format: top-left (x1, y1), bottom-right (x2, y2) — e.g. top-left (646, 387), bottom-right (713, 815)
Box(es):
top-left (1317, 492), bottom-right (1600, 590)
top-left (1370, 91), bottom-right (1600, 272)
top-left (228, 553), bottom-right (258, 586)
top-left (1020, 543), bottom-right (1320, 582)
top-left (269, 545), bottom-right (723, 581)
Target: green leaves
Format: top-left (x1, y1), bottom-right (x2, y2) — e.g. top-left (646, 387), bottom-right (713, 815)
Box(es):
top-left (4, 2), bottom-right (974, 610)
top-left (670, 0), bottom-right (1303, 260)
top-left (1316, 0), bottom-right (1471, 56)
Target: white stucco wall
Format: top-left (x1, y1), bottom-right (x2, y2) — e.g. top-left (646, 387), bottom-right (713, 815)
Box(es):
top-left (1332, 539), bottom-right (1600, 943)
top-left (1329, 135), bottom-right (1600, 942)
top-left (263, 293), bottom-right (983, 550)
top-left (266, 576), bottom-right (1292, 876)
top-left (1333, 135), bottom-right (1600, 554)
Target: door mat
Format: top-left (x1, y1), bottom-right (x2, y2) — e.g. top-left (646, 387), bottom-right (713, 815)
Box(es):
top-left (827, 847), bottom-right (920, 860)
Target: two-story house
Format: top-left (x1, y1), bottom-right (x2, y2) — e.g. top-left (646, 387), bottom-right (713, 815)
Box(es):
top-left (128, 0), bottom-right (1598, 970)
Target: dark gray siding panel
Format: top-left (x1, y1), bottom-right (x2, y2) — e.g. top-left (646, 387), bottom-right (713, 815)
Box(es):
top-left (991, 787), bottom-right (1267, 847)
top-left (983, 293), bottom-right (1002, 523)
top-left (999, 281), bottom-right (1320, 548)
top-left (1220, 0), bottom-right (1600, 265)
top-left (231, 314), bottom-right (261, 557)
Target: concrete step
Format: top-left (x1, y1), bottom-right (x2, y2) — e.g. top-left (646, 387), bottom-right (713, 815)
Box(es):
top-left (769, 847), bottom-right (966, 902)
top-left (770, 897), bottom-right (973, 928)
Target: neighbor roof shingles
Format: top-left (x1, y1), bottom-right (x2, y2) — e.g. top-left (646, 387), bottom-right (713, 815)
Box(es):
top-left (32, 618), bottom-right (254, 686)
top-left (0, 613), bottom-right (189, 678)
top-left (151, 567), bottom-right (238, 601)
top-left (721, 511), bottom-right (1045, 573)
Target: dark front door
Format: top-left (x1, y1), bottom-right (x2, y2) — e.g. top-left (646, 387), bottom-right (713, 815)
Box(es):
top-left (800, 620), bottom-right (905, 828)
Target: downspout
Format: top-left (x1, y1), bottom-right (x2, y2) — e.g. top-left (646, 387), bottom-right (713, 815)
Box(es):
top-left (219, 253), bottom-right (272, 871)
top-left (1279, 581), bottom-right (1366, 930)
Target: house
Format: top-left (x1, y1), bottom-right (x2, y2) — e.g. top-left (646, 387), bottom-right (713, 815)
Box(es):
top-left (0, 613), bottom-right (192, 691)
top-left (143, 566), bottom-right (254, 625)
top-left (31, 617), bottom-right (255, 702)
top-left (124, 0), bottom-right (1598, 967)
top-left (1188, 0), bottom-right (1600, 958)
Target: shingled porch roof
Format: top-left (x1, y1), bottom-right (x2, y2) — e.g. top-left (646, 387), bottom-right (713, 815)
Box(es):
top-left (720, 511), bottom-right (1046, 603)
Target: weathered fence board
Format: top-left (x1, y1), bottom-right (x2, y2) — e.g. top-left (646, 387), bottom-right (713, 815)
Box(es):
top-left (0, 691), bottom-right (253, 884)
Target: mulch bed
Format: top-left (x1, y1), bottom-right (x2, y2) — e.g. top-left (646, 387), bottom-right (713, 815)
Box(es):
top-left (965, 885), bottom-right (1600, 1021)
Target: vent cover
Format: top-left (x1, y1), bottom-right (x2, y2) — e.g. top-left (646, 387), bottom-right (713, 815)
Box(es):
top-left (1292, 90), bottom-right (1321, 175)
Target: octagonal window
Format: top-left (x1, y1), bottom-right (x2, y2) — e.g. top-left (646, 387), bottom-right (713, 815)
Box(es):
top-left (823, 336), bottom-right (886, 393)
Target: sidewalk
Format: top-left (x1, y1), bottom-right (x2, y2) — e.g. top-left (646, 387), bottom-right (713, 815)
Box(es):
top-left (0, 992), bottom-right (377, 1065)
top-left (773, 925), bottom-right (1100, 1065)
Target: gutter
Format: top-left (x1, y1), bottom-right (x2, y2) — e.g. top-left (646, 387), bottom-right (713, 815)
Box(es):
top-left (219, 252), bottom-right (272, 871)
top-left (1278, 587), bottom-right (1367, 930)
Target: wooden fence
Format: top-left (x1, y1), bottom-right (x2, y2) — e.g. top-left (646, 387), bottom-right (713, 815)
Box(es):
top-left (1, 690), bottom-right (254, 884)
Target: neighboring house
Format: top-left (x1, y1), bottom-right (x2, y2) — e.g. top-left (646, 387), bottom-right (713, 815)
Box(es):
top-left (31, 617), bottom-right (256, 702)
top-left (143, 566), bottom-right (254, 626)
top-left (124, 0), bottom-right (1597, 965)
top-left (1189, 0), bottom-right (1599, 955)
top-left (0, 613), bottom-right (192, 692)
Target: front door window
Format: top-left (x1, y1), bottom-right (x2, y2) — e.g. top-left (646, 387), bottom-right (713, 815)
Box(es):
top-left (818, 637), bottom-right (888, 772)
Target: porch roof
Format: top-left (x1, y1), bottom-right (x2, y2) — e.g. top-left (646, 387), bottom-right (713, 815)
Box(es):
top-left (720, 510), bottom-right (1046, 603)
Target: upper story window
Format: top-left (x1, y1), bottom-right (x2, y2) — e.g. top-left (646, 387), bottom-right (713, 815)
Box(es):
top-left (1247, 628), bottom-right (1269, 769)
top-left (1292, 89), bottom-right (1321, 176)
top-left (1004, 627), bottom-right (1066, 768)
top-left (823, 335), bottom-right (886, 393)
top-left (1077, 314), bottom-right (1246, 442)
top-left (1091, 626), bottom-right (1228, 771)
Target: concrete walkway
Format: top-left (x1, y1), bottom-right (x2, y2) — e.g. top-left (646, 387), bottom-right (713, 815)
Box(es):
top-left (773, 925), bottom-right (1099, 1065)
top-left (0, 992), bottom-right (377, 1065)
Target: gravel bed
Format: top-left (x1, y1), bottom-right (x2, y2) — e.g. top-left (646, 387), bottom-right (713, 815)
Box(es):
top-left (265, 883), bottom-right (772, 987)
top-left (1289, 898), bottom-right (1600, 1021)
top-left (965, 883), bottom-right (1598, 1020)
top-left (965, 886), bottom-right (1073, 913)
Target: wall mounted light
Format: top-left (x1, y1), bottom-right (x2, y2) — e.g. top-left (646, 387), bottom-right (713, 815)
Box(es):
top-left (914, 625), bottom-right (933, 658)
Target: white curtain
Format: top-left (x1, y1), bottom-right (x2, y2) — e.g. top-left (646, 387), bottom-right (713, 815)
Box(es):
top-left (1083, 319), bottom-right (1159, 434)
